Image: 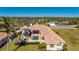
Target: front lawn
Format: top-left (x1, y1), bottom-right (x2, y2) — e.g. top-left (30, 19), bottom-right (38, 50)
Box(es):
top-left (16, 44), bottom-right (38, 51)
top-left (0, 36), bottom-right (20, 51)
top-left (0, 35), bottom-right (46, 51)
top-left (15, 42), bottom-right (46, 51)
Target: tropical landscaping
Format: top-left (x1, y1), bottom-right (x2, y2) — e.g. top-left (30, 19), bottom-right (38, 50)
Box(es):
top-left (0, 16), bottom-right (79, 51)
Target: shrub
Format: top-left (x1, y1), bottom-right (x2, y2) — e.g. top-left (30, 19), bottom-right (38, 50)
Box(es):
top-left (26, 42), bottom-right (40, 45)
top-left (63, 44), bottom-right (68, 51)
top-left (75, 25), bottom-right (79, 28)
top-left (38, 43), bottom-right (46, 49)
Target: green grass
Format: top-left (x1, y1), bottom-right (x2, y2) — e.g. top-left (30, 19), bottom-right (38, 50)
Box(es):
top-left (0, 35), bottom-right (39, 51)
top-left (75, 25), bottom-right (79, 28)
top-left (0, 36), bottom-right (20, 51)
top-left (16, 45), bottom-right (38, 51)
top-left (54, 29), bottom-right (79, 51)
top-left (8, 37), bottom-right (20, 51)
top-left (15, 42), bottom-right (46, 51)
top-left (0, 44), bottom-right (7, 51)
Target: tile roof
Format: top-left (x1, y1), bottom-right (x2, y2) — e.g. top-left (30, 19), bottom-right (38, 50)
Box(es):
top-left (0, 32), bottom-right (7, 40)
top-left (22, 25), bottom-right (65, 44)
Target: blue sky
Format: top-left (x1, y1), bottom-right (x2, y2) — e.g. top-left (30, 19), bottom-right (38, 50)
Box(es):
top-left (0, 7), bottom-right (79, 17)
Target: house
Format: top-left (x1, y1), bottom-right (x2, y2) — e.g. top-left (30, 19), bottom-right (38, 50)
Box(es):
top-left (0, 32), bottom-right (7, 41)
top-left (0, 32), bottom-right (18, 47)
top-left (21, 24), bottom-right (65, 51)
top-left (49, 21), bottom-right (58, 27)
top-left (58, 21), bottom-right (69, 25)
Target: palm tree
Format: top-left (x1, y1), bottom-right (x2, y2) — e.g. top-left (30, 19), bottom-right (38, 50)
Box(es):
top-left (2, 17), bottom-right (11, 37)
top-left (2, 17), bottom-right (12, 51)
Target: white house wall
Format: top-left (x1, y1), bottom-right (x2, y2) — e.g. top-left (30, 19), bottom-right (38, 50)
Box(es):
top-left (46, 43), bottom-right (64, 51)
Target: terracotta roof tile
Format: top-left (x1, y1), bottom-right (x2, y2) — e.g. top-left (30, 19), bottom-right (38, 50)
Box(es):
top-left (22, 25), bottom-right (65, 44)
top-left (30, 25), bottom-right (65, 44)
top-left (0, 32), bottom-right (7, 40)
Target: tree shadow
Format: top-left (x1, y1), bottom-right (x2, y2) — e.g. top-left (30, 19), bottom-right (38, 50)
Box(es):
top-left (14, 42), bottom-right (26, 51)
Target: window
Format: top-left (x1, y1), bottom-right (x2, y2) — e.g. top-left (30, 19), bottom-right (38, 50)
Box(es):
top-left (57, 43), bottom-right (61, 46)
top-left (50, 44), bottom-right (54, 47)
top-left (32, 36), bottom-right (39, 40)
top-left (59, 43), bottom-right (62, 45)
top-left (57, 44), bottom-right (60, 46)
top-left (42, 37), bottom-right (44, 40)
top-left (33, 30), bottom-right (39, 34)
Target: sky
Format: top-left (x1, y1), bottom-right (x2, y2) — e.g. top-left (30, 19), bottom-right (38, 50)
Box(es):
top-left (0, 7), bottom-right (79, 17)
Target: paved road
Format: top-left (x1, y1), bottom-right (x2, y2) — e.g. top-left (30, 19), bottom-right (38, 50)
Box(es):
top-left (50, 25), bottom-right (78, 29)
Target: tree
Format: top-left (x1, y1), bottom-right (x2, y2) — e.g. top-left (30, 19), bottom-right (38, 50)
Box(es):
top-left (2, 17), bottom-right (12, 42)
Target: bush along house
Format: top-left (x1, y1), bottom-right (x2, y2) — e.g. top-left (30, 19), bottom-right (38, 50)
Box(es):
top-left (19, 24), bottom-right (65, 51)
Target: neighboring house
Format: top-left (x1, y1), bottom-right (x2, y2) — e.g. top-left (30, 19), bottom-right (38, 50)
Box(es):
top-left (25, 21), bottom-right (33, 26)
top-left (0, 32), bottom-right (17, 47)
top-left (49, 21), bottom-right (58, 27)
top-left (0, 32), bottom-right (7, 41)
top-left (58, 21), bottom-right (69, 25)
top-left (50, 22), bottom-right (56, 27)
top-left (21, 24), bottom-right (65, 51)
top-left (49, 21), bottom-right (69, 26)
